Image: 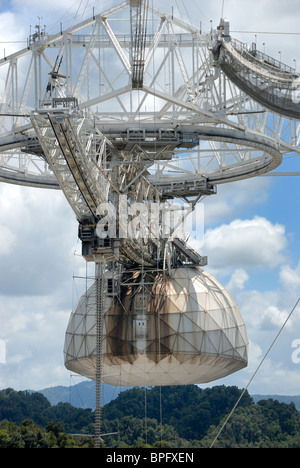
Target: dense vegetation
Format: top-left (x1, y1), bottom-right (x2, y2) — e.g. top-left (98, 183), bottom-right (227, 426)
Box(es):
top-left (0, 385), bottom-right (299, 448)
top-left (0, 388), bottom-right (95, 448)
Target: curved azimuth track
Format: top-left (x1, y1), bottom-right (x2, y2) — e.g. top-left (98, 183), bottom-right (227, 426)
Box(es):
top-left (0, 0), bottom-right (299, 447)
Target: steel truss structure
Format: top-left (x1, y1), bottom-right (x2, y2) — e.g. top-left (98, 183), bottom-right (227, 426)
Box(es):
top-left (0, 1), bottom-right (299, 196)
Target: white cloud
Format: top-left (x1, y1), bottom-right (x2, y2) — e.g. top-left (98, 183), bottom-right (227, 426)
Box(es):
top-left (0, 225), bottom-right (16, 255)
top-left (0, 11), bottom-right (27, 55)
top-left (203, 216), bottom-right (287, 270)
top-left (0, 184), bottom-right (80, 297)
top-left (226, 268), bottom-right (249, 295)
top-left (263, 305), bottom-right (291, 329)
top-left (237, 289), bottom-right (278, 329)
top-left (203, 178), bottom-right (272, 226)
top-left (217, 266), bottom-right (300, 394)
top-left (0, 291), bottom-right (72, 389)
top-left (280, 262), bottom-right (300, 292)
top-left (235, 276), bottom-right (299, 335)
top-left (0, 182), bottom-right (88, 389)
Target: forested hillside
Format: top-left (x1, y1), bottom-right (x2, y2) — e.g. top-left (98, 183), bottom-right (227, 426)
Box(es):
top-left (0, 385), bottom-right (300, 448)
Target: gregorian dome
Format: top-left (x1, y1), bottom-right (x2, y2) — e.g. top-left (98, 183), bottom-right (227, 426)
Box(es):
top-left (64, 267), bottom-right (248, 386)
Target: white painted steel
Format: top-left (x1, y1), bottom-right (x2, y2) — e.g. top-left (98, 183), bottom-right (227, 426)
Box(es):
top-left (0, 1), bottom-right (298, 192)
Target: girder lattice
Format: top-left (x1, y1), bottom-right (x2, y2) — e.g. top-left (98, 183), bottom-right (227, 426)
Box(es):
top-left (0, 1), bottom-right (298, 194)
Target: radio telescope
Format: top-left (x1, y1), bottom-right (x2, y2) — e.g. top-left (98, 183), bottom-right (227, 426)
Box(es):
top-left (0, 0), bottom-right (299, 446)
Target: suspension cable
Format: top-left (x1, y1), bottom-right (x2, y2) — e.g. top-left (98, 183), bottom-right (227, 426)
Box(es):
top-left (210, 296), bottom-right (300, 448)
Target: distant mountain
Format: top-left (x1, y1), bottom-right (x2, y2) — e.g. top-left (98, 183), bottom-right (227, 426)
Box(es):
top-left (252, 394), bottom-right (300, 411)
top-left (32, 380), bottom-right (300, 412)
top-left (34, 380), bottom-right (130, 409)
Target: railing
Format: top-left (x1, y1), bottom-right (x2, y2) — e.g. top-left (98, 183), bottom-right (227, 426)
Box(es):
top-left (70, 32), bottom-right (198, 48)
top-left (231, 38), bottom-right (296, 74)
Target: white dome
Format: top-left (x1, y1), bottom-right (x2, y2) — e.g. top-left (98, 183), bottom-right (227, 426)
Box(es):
top-left (64, 267), bottom-right (248, 386)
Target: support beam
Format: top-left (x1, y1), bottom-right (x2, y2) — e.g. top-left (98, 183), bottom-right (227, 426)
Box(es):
top-left (130, 0), bottom-right (149, 88)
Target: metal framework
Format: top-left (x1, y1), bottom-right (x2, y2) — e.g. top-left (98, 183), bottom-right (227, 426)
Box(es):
top-left (0, 1), bottom-right (299, 194)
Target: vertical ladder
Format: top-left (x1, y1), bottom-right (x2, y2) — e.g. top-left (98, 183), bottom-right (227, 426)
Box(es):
top-left (94, 260), bottom-right (105, 449)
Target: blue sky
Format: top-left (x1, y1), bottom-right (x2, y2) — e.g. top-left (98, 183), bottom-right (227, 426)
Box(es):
top-left (0, 0), bottom-right (299, 396)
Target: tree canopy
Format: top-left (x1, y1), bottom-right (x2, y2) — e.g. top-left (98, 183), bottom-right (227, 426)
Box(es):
top-left (0, 385), bottom-right (299, 448)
